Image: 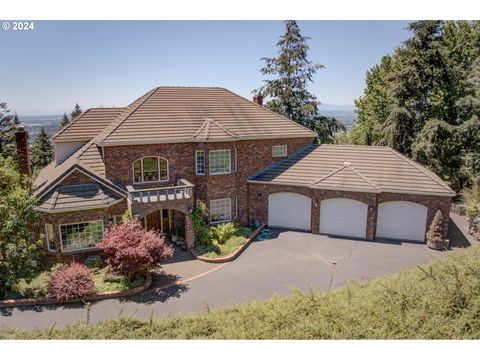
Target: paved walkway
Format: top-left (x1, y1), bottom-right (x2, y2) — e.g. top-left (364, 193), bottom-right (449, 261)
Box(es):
top-left (0, 228), bottom-right (463, 330)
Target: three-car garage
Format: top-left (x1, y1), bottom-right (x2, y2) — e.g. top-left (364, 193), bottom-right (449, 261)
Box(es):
top-left (250, 144), bottom-right (454, 244)
top-left (266, 192), bottom-right (430, 242)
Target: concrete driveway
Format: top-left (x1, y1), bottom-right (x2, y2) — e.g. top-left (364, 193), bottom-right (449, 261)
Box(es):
top-left (0, 229), bottom-right (451, 330)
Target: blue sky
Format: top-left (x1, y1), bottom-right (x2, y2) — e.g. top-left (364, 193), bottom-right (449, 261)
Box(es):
top-left (0, 21), bottom-right (410, 115)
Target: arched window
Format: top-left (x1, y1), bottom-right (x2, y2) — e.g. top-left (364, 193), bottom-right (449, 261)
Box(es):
top-left (133, 157), bottom-right (168, 183)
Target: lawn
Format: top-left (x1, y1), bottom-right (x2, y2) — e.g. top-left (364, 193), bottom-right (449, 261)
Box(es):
top-left (2, 245), bottom-right (480, 339)
top-left (9, 264), bottom-right (145, 300)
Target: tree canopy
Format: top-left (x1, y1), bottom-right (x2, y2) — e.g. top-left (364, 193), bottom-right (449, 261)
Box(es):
top-left (255, 20), bottom-right (345, 143)
top-left (31, 127), bottom-right (54, 172)
top-left (352, 20), bottom-right (480, 190)
top-left (0, 157), bottom-right (43, 299)
top-left (0, 102), bottom-right (20, 160)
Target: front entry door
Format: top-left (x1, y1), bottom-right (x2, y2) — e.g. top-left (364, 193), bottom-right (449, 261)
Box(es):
top-left (145, 209), bottom-right (172, 233)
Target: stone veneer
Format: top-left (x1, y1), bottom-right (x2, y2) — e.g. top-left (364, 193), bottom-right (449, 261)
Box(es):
top-left (247, 183), bottom-right (451, 241)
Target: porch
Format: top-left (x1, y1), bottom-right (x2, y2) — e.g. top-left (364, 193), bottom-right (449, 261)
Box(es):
top-left (126, 178), bottom-right (195, 249)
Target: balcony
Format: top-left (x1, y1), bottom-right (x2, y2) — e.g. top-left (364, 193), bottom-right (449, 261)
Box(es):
top-left (126, 178), bottom-right (194, 205)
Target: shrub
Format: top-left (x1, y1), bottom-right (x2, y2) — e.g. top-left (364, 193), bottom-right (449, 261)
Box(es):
top-left (192, 201), bottom-right (212, 246)
top-left (48, 263), bottom-right (95, 301)
top-left (84, 255), bottom-right (103, 269)
top-left (211, 222), bottom-right (237, 244)
top-left (97, 219), bottom-right (173, 279)
top-left (462, 179), bottom-right (480, 220)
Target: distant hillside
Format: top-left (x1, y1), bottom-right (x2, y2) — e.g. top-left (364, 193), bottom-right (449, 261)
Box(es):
top-left (17, 115), bottom-right (62, 143)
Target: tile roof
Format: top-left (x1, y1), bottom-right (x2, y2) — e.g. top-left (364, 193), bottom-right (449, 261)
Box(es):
top-left (99, 87), bottom-right (316, 145)
top-left (52, 108), bottom-right (125, 142)
top-left (249, 144), bottom-right (455, 196)
top-left (37, 183), bottom-right (123, 212)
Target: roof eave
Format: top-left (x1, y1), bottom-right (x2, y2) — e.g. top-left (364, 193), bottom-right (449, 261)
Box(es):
top-left (37, 198), bottom-right (125, 214)
top-left (247, 179), bottom-right (455, 197)
top-left (99, 133), bottom-right (316, 147)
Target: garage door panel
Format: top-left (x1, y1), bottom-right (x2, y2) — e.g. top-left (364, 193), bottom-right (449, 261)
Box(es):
top-left (376, 201), bottom-right (427, 242)
top-left (320, 198), bottom-right (368, 239)
top-left (268, 193), bottom-right (311, 231)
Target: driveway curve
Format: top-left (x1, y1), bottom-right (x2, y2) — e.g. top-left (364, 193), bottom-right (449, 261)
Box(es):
top-left (0, 229), bottom-right (449, 330)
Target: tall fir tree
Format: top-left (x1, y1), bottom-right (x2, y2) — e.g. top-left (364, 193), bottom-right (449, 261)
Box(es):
top-left (0, 103), bottom-right (20, 160)
top-left (70, 102), bottom-right (82, 120)
top-left (255, 20), bottom-right (345, 142)
top-left (60, 112), bottom-right (70, 127)
top-left (353, 20), bottom-right (480, 190)
top-left (30, 127), bottom-right (54, 171)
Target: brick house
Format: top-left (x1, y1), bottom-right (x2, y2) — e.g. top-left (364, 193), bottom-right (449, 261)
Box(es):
top-left (22, 86), bottom-right (454, 261)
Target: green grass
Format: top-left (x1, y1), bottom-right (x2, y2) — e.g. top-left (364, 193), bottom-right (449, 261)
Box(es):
top-left (195, 235), bottom-right (247, 258)
top-left (93, 268), bottom-right (145, 293)
top-left (8, 266), bottom-right (144, 299)
top-left (3, 245), bottom-right (480, 339)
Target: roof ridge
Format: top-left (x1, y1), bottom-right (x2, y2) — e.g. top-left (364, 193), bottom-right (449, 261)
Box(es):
top-left (192, 119), bottom-right (209, 139)
top-left (208, 118), bottom-right (239, 138)
top-left (347, 164), bottom-right (380, 189)
top-left (388, 148), bottom-right (454, 193)
top-left (310, 164), bottom-right (347, 186)
top-left (220, 87), bottom-right (317, 138)
top-left (99, 87), bottom-right (159, 143)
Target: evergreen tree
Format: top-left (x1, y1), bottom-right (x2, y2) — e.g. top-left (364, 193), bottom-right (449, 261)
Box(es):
top-left (60, 112), bottom-right (70, 127)
top-left (255, 20), bottom-right (345, 143)
top-left (70, 102), bottom-right (82, 120)
top-left (0, 157), bottom-right (43, 299)
top-left (31, 127), bottom-right (54, 171)
top-left (353, 20), bottom-right (480, 190)
top-left (0, 102), bottom-right (20, 160)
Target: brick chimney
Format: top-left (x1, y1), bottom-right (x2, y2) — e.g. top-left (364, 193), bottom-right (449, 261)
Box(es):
top-left (15, 125), bottom-right (31, 177)
top-left (253, 95), bottom-right (263, 106)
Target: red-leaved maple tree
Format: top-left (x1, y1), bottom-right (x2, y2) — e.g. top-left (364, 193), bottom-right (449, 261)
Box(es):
top-left (97, 219), bottom-right (173, 279)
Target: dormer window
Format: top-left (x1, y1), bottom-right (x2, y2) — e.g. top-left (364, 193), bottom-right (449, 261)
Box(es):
top-left (133, 157), bottom-right (168, 183)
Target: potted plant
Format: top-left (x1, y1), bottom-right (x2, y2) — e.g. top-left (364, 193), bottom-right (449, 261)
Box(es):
top-left (426, 210), bottom-right (449, 250)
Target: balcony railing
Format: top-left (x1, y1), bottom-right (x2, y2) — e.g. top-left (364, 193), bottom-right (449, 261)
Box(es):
top-left (126, 179), bottom-right (194, 204)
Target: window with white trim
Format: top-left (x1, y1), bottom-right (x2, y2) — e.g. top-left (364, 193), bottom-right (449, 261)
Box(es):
top-left (45, 223), bottom-right (55, 252)
top-left (209, 149), bottom-right (231, 175)
top-left (272, 145), bottom-right (287, 157)
top-left (60, 220), bottom-right (104, 252)
top-left (210, 198), bottom-right (232, 223)
top-left (195, 150), bottom-right (205, 175)
top-left (133, 157), bottom-right (168, 183)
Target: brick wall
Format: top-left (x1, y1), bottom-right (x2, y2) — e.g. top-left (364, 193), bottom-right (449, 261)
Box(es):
top-left (248, 183), bottom-right (451, 241)
top-left (103, 137), bottom-right (314, 225)
top-left (41, 200), bottom-right (128, 263)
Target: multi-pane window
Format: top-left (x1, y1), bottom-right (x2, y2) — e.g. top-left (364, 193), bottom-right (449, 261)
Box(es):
top-left (209, 149), bottom-right (231, 175)
top-left (210, 198), bottom-right (232, 223)
top-left (45, 223), bottom-right (55, 252)
top-left (133, 157), bottom-right (168, 183)
top-left (60, 221), bottom-right (104, 252)
top-left (272, 145), bottom-right (287, 157)
top-left (196, 150), bottom-right (205, 175)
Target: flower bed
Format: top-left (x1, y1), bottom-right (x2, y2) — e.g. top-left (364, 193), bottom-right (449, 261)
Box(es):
top-left (0, 263), bottom-right (150, 308)
top-left (192, 225), bottom-right (265, 263)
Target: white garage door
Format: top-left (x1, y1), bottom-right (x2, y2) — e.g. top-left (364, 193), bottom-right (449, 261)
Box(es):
top-left (268, 193), bottom-right (311, 231)
top-left (376, 201), bottom-right (427, 242)
top-left (320, 198), bottom-right (368, 239)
